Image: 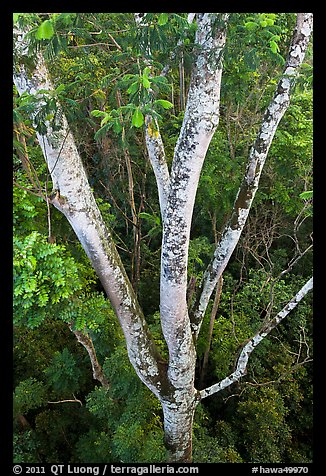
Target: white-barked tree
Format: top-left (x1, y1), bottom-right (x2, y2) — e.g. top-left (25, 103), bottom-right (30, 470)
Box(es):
top-left (13, 12), bottom-right (313, 462)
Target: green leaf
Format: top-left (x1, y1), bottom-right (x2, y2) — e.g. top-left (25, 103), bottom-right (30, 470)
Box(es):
top-left (13, 13), bottom-right (23, 23)
top-left (143, 67), bottom-right (151, 78)
top-left (127, 81), bottom-right (139, 94)
top-left (94, 124), bottom-right (110, 140)
top-left (113, 120), bottom-right (122, 134)
top-left (270, 40), bottom-right (280, 54)
top-left (244, 49), bottom-right (259, 71)
top-left (260, 20), bottom-right (267, 28)
top-left (244, 21), bottom-right (259, 31)
top-left (299, 190), bottom-right (313, 200)
top-left (142, 77), bottom-right (151, 89)
top-left (132, 108), bottom-right (144, 128)
top-left (100, 114), bottom-right (112, 127)
top-left (55, 84), bottom-right (66, 95)
top-left (139, 212), bottom-right (161, 226)
top-left (151, 75), bottom-right (168, 84)
top-left (154, 99), bottom-right (174, 109)
top-left (158, 13), bottom-right (169, 26)
top-left (90, 109), bottom-right (107, 118)
top-left (35, 20), bottom-right (55, 40)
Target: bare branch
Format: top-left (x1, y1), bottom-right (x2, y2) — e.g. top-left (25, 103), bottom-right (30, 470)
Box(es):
top-left (144, 116), bottom-right (170, 218)
top-left (48, 395), bottom-right (83, 406)
top-left (69, 323), bottom-right (110, 390)
top-left (199, 276), bottom-right (313, 400)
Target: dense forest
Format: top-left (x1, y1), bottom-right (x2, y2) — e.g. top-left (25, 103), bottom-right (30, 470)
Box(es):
top-left (13, 13), bottom-right (313, 464)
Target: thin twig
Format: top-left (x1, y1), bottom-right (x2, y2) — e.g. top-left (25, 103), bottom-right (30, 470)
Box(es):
top-left (48, 397), bottom-right (83, 406)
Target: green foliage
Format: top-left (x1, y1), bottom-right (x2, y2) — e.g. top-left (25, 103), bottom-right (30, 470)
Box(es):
top-left (14, 82), bottom-right (80, 135)
top-left (13, 231), bottom-right (85, 327)
top-left (91, 70), bottom-right (172, 138)
top-left (132, 107), bottom-right (144, 128)
top-left (158, 13), bottom-right (169, 27)
top-left (14, 320), bottom-right (73, 385)
top-left (61, 292), bottom-right (118, 334)
top-left (258, 91), bottom-right (312, 216)
top-left (13, 188), bottom-right (44, 234)
top-left (139, 212), bottom-right (161, 238)
top-left (44, 348), bottom-right (83, 395)
top-left (14, 377), bottom-right (47, 415)
top-left (193, 405), bottom-right (243, 462)
top-left (154, 99), bottom-right (174, 109)
top-left (299, 190), bottom-right (313, 201)
top-left (83, 347), bottom-right (166, 463)
top-left (134, 13), bottom-right (193, 59)
top-left (35, 20), bottom-right (55, 40)
top-left (188, 236), bottom-right (215, 281)
top-left (13, 430), bottom-right (41, 464)
top-left (236, 386), bottom-right (292, 462)
top-left (74, 430), bottom-right (114, 463)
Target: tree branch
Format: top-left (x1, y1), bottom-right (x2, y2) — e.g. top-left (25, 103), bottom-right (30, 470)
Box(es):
top-left (199, 276), bottom-right (313, 400)
top-left (48, 396), bottom-right (83, 406)
top-left (159, 13), bottom-right (229, 392)
top-left (190, 13), bottom-right (313, 337)
top-left (134, 13), bottom-right (171, 219)
top-left (68, 323), bottom-right (110, 389)
top-left (144, 116), bottom-right (170, 218)
top-left (13, 26), bottom-right (167, 399)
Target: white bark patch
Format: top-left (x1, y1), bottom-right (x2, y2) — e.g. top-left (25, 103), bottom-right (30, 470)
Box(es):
top-left (161, 391), bottom-right (197, 462)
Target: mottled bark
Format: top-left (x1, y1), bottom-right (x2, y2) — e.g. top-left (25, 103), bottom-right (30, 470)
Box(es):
top-left (158, 13), bottom-right (229, 462)
top-left (161, 395), bottom-right (199, 463)
top-left (190, 13), bottom-right (313, 338)
top-left (144, 115), bottom-right (170, 218)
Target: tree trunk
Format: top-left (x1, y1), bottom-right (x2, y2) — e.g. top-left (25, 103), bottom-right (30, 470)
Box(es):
top-left (161, 396), bottom-right (198, 463)
top-left (157, 14), bottom-right (229, 462)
